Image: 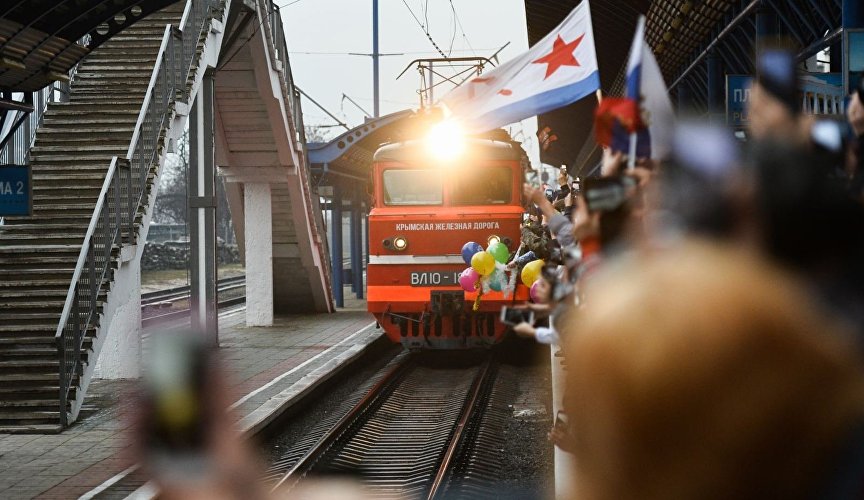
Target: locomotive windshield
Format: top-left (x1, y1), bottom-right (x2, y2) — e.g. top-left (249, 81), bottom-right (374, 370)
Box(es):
top-left (450, 166), bottom-right (512, 205)
top-left (382, 169), bottom-right (444, 206)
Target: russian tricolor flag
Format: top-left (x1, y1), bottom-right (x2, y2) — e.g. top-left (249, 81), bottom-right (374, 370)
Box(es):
top-left (442, 1), bottom-right (600, 133)
top-left (618, 15), bottom-right (675, 161)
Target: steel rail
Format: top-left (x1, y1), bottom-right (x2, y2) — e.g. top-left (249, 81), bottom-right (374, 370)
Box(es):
top-left (141, 277), bottom-right (247, 327)
top-left (271, 355), bottom-right (416, 491)
top-left (426, 356), bottom-right (495, 500)
top-left (141, 275), bottom-right (245, 305)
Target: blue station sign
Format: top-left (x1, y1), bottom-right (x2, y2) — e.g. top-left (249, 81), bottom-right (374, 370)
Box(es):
top-left (0, 164), bottom-right (32, 216)
top-left (726, 74), bottom-right (752, 130)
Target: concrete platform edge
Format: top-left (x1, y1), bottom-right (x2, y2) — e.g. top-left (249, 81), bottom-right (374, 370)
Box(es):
top-left (238, 322), bottom-right (381, 436)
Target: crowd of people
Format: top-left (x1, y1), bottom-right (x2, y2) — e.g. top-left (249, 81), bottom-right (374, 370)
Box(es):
top-left (508, 47), bottom-right (864, 498)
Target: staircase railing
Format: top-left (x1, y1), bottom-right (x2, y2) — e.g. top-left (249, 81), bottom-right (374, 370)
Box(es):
top-left (0, 35), bottom-right (90, 167)
top-left (0, 82), bottom-right (71, 166)
top-left (260, 0), bottom-right (333, 294)
top-left (55, 1), bottom-right (220, 427)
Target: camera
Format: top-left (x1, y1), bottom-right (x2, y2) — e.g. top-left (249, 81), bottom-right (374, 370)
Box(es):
top-left (500, 307), bottom-right (534, 326)
top-left (583, 176), bottom-right (636, 212)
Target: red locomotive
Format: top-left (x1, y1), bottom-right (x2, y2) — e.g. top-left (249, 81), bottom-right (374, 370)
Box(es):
top-left (367, 124), bottom-right (530, 349)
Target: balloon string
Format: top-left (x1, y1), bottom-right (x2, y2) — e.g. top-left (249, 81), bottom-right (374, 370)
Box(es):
top-left (473, 282), bottom-right (483, 312)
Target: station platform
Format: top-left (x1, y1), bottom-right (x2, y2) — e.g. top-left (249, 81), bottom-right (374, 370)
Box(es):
top-left (0, 295), bottom-right (379, 500)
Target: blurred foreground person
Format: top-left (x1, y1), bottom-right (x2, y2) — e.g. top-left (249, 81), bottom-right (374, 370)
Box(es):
top-left (747, 48), bottom-right (809, 144)
top-left (132, 332), bottom-right (377, 500)
top-left (564, 241), bottom-right (864, 500)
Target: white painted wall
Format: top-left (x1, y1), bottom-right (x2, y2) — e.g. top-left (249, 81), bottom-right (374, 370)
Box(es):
top-left (245, 182), bottom-right (274, 326)
top-left (93, 247), bottom-right (143, 379)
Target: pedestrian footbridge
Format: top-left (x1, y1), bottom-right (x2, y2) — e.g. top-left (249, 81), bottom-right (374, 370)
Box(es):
top-left (0, 0), bottom-right (332, 431)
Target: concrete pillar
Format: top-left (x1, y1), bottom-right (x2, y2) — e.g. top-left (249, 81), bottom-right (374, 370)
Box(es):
top-left (330, 184), bottom-right (344, 308)
top-left (244, 182), bottom-right (274, 326)
top-left (189, 70), bottom-right (218, 345)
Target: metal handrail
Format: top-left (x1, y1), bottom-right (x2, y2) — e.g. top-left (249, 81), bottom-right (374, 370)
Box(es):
top-left (258, 0), bottom-right (333, 294)
top-left (54, 0), bottom-right (220, 426)
top-left (0, 34), bottom-right (86, 166)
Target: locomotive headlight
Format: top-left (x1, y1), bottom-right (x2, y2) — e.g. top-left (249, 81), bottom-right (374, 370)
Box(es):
top-left (393, 236), bottom-right (408, 251)
top-left (487, 235), bottom-right (501, 246)
top-left (426, 120), bottom-right (465, 162)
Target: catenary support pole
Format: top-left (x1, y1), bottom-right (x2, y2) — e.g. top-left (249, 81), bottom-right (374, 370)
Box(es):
top-left (331, 184), bottom-right (344, 307)
top-left (352, 188), bottom-right (364, 299)
top-left (189, 70), bottom-right (218, 344)
top-left (373, 0), bottom-right (380, 118)
top-left (350, 189), bottom-right (358, 295)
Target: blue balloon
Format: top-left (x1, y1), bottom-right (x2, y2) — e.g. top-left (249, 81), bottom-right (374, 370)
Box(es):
top-left (461, 241), bottom-right (484, 265)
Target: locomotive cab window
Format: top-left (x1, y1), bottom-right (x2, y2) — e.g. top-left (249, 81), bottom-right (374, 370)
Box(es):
top-left (382, 169), bottom-right (444, 206)
top-left (450, 166), bottom-right (512, 205)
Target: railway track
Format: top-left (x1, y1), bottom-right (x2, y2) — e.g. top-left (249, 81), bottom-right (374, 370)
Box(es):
top-left (141, 275), bottom-right (246, 327)
top-left (268, 352), bottom-right (506, 499)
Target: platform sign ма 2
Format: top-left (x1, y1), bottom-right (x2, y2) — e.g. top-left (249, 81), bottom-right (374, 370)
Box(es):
top-left (0, 164), bottom-right (32, 216)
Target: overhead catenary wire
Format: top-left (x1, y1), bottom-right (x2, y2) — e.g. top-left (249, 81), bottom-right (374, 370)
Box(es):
top-left (401, 0), bottom-right (447, 58)
top-left (449, 0), bottom-right (476, 56)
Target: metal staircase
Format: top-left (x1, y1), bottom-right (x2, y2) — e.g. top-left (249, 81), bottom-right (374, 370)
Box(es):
top-left (0, 0), bottom-right (219, 432)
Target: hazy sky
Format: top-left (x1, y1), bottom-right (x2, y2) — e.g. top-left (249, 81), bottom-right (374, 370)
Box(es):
top-left (279, 0), bottom-right (540, 164)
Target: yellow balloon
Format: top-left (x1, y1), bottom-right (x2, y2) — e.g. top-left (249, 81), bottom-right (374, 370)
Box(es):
top-left (471, 250), bottom-right (496, 276)
top-left (521, 259), bottom-right (545, 287)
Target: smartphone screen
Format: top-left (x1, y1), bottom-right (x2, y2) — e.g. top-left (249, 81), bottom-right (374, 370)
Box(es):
top-left (142, 333), bottom-right (213, 465)
top-left (500, 307), bottom-right (534, 325)
top-left (583, 177), bottom-right (627, 212)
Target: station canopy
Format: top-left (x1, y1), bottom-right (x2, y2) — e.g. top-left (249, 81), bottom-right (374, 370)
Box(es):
top-left (526, 0), bottom-right (741, 176)
top-left (0, 0), bottom-right (182, 92)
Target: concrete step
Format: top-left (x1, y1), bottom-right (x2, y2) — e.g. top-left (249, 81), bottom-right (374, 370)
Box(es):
top-left (29, 206), bottom-right (100, 217)
top-left (40, 116), bottom-right (139, 128)
top-left (42, 107), bottom-right (141, 117)
top-left (31, 166), bottom-right (133, 177)
top-left (31, 172), bottom-right (109, 183)
top-left (0, 269), bottom-right (74, 280)
top-left (45, 102), bottom-right (142, 112)
top-left (0, 400), bottom-right (62, 409)
top-left (0, 410), bottom-right (62, 427)
top-left (0, 302), bottom-right (89, 314)
top-left (0, 324), bottom-right (96, 336)
top-left (33, 131), bottom-right (133, 145)
top-left (30, 144), bottom-right (130, 154)
top-left (0, 288), bottom-right (84, 300)
top-left (75, 63), bottom-right (158, 71)
top-left (0, 261), bottom-right (84, 272)
top-left (0, 373), bottom-right (60, 384)
top-left (0, 234), bottom-right (85, 246)
top-left (37, 125), bottom-right (135, 137)
top-left (0, 312), bottom-right (62, 325)
top-left (0, 386), bottom-right (64, 402)
top-left (0, 359), bottom-right (59, 374)
top-left (0, 245), bottom-right (82, 255)
top-left (33, 185), bottom-right (102, 197)
top-left (0, 224), bottom-right (90, 234)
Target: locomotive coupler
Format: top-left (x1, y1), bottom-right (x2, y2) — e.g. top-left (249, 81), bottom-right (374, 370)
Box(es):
top-left (430, 291), bottom-right (465, 315)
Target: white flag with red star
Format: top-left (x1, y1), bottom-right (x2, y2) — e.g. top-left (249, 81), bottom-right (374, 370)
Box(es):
top-left (442, 1), bottom-right (600, 133)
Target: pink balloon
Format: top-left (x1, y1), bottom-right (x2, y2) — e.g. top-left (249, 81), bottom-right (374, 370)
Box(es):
top-left (459, 268), bottom-right (480, 292)
top-left (529, 280), bottom-right (541, 302)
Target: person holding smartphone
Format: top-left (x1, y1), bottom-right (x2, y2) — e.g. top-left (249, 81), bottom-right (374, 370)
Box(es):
top-left (512, 268), bottom-right (561, 345)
